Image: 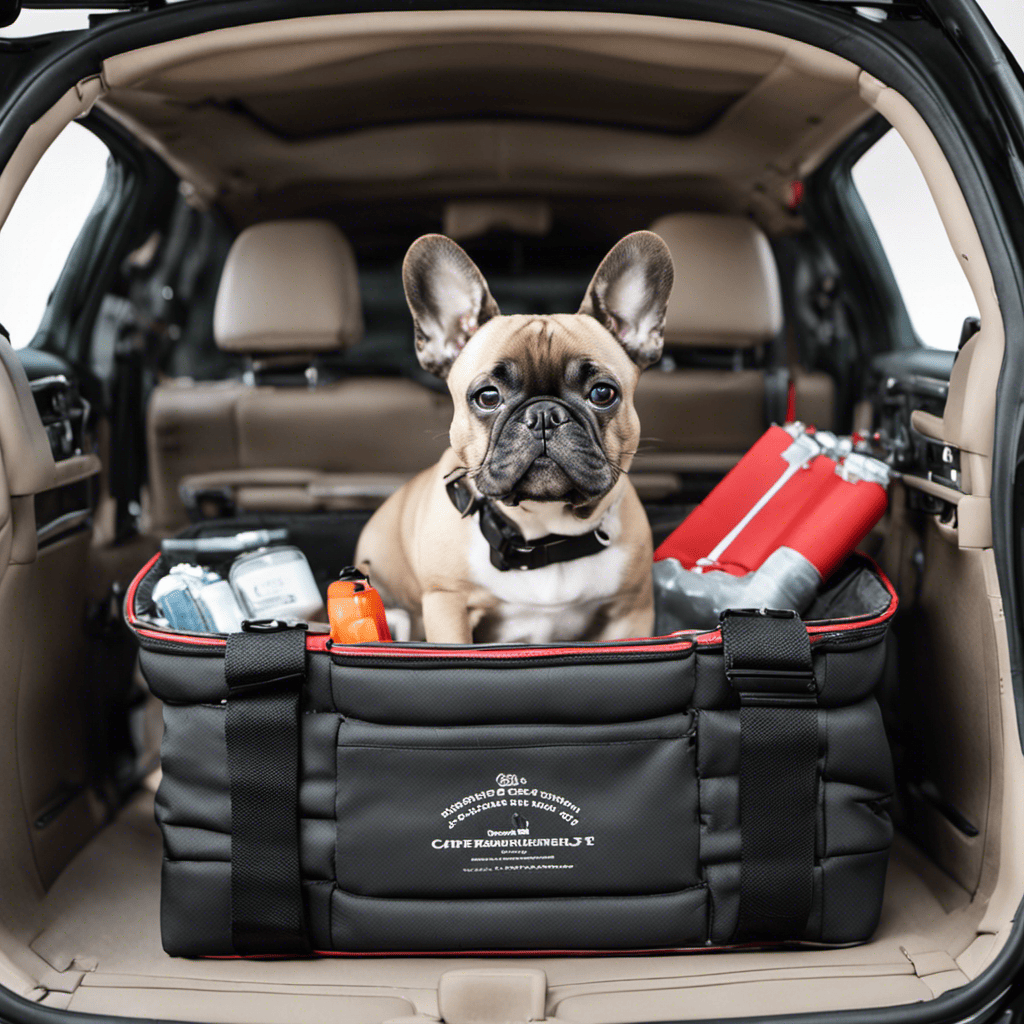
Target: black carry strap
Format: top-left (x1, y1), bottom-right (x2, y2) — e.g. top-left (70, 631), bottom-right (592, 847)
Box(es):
top-left (224, 623), bottom-right (310, 955)
top-left (721, 608), bottom-right (818, 941)
top-left (446, 477), bottom-right (610, 572)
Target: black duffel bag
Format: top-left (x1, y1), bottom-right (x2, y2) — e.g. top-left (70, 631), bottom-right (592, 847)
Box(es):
top-left (127, 543), bottom-right (897, 958)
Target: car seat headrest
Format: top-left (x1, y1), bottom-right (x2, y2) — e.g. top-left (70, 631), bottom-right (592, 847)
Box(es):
top-left (648, 213), bottom-right (782, 349)
top-left (213, 220), bottom-right (363, 355)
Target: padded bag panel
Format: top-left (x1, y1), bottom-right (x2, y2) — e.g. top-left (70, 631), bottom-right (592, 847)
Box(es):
top-left (161, 861), bottom-right (336, 957)
top-left (334, 714), bottom-right (697, 899)
top-left (329, 886), bottom-right (709, 953)
top-left (139, 636), bottom-right (334, 707)
top-left (157, 701), bottom-right (341, 954)
top-left (157, 703), bottom-right (337, 878)
top-left (697, 698), bottom-right (894, 944)
top-left (692, 629), bottom-right (890, 709)
top-left (330, 647), bottom-right (695, 725)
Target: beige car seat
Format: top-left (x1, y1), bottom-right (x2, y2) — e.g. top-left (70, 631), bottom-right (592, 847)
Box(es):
top-left (145, 220), bottom-right (452, 531)
top-left (630, 213), bottom-right (834, 495)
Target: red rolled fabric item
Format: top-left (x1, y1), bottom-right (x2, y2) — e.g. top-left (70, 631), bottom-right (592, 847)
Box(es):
top-left (654, 424), bottom-right (889, 591)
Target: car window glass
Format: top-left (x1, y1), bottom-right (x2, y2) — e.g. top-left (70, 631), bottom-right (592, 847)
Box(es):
top-left (851, 129), bottom-right (978, 351)
top-left (0, 121), bottom-right (110, 348)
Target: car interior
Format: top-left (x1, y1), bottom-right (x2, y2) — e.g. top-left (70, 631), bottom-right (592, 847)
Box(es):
top-left (0, 8), bottom-right (1018, 1024)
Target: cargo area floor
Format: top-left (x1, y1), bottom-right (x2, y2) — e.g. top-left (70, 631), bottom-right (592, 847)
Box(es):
top-left (23, 791), bottom-right (989, 1023)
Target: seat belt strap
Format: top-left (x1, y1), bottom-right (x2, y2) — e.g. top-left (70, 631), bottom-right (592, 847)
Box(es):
top-left (764, 365), bottom-right (791, 427)
top-left (721, 608), bottom-right (818, 941)
top-left (224, 624), bottom-right (310, 955)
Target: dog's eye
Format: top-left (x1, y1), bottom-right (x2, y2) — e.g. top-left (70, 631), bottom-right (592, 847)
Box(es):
top-left (473, 387), bottom-right (502, 410)
top-left (588, 384), bottom-right (618, 408)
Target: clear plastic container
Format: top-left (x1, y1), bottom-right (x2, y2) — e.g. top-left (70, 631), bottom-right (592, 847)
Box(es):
top-left (229, 545), bottom-right (323, 622)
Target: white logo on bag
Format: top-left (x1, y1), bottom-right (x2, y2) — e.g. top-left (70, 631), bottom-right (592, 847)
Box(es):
top-left (432, 775), bottom-right (593, 872)
top-left (437, 774), bottom-right (584, 836)
top-left (432, 836), bottom-right (595, 850)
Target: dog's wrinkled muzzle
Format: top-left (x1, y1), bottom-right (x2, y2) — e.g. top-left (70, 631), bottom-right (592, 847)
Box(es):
top-left (475, 397), bottom-right (616, 505)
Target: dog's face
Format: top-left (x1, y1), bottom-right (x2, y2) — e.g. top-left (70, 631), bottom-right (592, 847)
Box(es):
top-left (403, 232), bottom-right (673, 512)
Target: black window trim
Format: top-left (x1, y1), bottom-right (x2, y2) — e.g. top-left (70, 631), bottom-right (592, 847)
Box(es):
top-left (25, 105), bottom-right (178, 368)
top-left (805, 114), bottom-right (922, 355)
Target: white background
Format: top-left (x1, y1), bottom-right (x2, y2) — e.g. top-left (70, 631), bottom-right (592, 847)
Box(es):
top-left (0, 1), bottom-right (1021, 350)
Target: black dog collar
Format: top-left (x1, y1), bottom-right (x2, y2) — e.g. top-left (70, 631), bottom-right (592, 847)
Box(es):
top-left (446, 478), bottom-right (610, 572)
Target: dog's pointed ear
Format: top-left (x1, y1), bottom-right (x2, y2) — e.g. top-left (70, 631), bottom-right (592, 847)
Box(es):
top-left (403, 234), bottom-right (500, 378)
top-left (579, 231), bottom-right (674, 369)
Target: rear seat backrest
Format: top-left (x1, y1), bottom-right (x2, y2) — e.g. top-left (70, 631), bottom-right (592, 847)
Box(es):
top-left (633, 214), bottom-right (834, 481)
top-left (148, 219), bottom-right (364, 529)
top-left (147, 220), bottom-right (452, 531)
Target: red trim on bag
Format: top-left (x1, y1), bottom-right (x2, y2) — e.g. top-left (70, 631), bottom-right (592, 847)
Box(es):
top-left (134, 628), bottom-right (226, 647)
top-left (785, 378), bottom-right (797, 423)
top-left (126, 546), bottom-right (897, 657)
top-left (325, 637), bottom-right (700, 659)
top-left (124, 552), bottom-right (704, 656)
top-left (124, 551), bottom-right (161, 626)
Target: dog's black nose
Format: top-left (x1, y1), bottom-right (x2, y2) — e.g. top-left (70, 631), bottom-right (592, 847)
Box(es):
top-left (524, 401), bottom-right (569, 438)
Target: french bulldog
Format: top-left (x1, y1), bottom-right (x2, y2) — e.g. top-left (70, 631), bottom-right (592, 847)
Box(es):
top-left (354, 231), bottom-right (673, 644)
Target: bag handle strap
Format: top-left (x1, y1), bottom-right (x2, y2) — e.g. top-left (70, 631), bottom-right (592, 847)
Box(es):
top-left (224, 623), bottom-right (310, 955)
top-left (721, 608), bottom-right (818, 941)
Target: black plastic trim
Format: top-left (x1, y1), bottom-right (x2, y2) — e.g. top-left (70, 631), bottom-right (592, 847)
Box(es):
top-left (805, 114), bottom-right (921, 354)
top-left (0, 989), bottom-right (181, 1024)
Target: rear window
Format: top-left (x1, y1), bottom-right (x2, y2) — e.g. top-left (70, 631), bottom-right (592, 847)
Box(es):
top-left (0, 121), bottom-right (110, 348)
top-left (851, 129), bottom-right (978, 351)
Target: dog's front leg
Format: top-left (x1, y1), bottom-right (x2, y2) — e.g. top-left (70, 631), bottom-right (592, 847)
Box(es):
top-left (421, 590), bottom-right (473, 644)
top-left (594, 588), bottom-right (656, 642)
